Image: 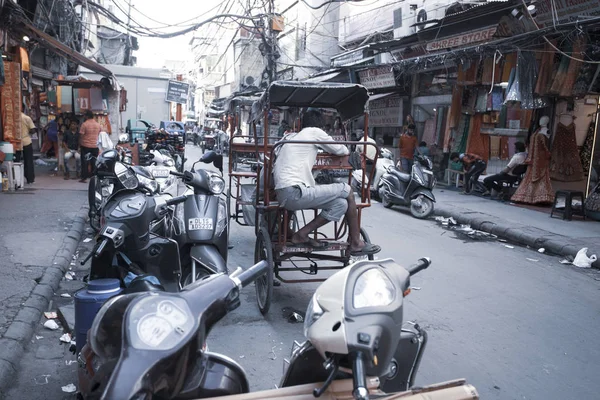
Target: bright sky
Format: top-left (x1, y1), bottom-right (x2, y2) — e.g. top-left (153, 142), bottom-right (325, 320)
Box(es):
top-left (116, 0), bottom-right (229, 68)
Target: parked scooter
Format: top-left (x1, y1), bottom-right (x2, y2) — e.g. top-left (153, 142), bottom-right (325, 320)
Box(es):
top-left (351, 147), bottom-right (395, 199)
top-left (378, 154), bottom-right (436, 219)
top-left (145, 149), bottom-right (179, 197)
top-left (77, 256), bottom-right (479, 399)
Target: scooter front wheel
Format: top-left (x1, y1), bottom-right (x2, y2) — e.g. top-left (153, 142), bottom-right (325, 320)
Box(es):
top-left (379, 186), bottom-right (393, 209)
top-left (410, 195), bottom-right (434, 219)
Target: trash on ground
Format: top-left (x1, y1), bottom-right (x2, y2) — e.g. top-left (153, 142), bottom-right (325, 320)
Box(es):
top-left (70, 262), bottom-right (76, 266)
top-left (35, 335), bottom-right (44, 340)
top-left (34, 159), bottom-right (49, 166)
top-left (65, 360), bottom-right (77, 365)
top-left (559, 259), bottom-right (572, 264)
top-left (83, 238), bottom-right (92, 243)
top-left (526, 258), bottom-right (539, 262)
top-left (282, 307), bottom-right (305, 323)
top-left (239, 355), bottom-right (245, 359)
top-left (44, 320), bottom-right (60, 330)
top-left (498, 239), bottom-right (507, 242)
top-left (61, 383), bottom-right (77, 393)
top-left (289, 312), bottom-right (304, 323)
top-left (504, 245), bottom-right (515, 249)
top-left (64, 271), bottom-right (75, 280)
top-left (60, 293), bottom-right (71, 298)
top-left (435, 216), bottom-right (457, 226)
top-left (269, 346), bottom-right (277, 360)
top-left (410, 287), bottom-right (422, 290)
top-left (44, 312), bottom-right (57, 319)
top-left (538, 248), bottom-right (546, 253)
top-left (572, 248), bottom-right (597, 269)
top-left (59, 333), bottom-right (72, 343)
top-left (34, 375), bottom-right (50, 385)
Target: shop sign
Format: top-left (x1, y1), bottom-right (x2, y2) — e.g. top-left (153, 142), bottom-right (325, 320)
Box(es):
top-left (166, 80), bottom-right (190, 104)
top-left (426, 26), bottom-right (497, 52)
top-left (536, 0), bottom-right (600, 27)
top-left (358, 67), bottom-right (396, 89)
top-left (369, 95), bottom-right (403, 127)
top-left (332, 49), bottom-right (365, 67)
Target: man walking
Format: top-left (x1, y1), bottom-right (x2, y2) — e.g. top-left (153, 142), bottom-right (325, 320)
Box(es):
top-left (79, 111), bottom-right (101, 183)
top-left (20, 110), bottom-right (36, 184)
top-left (482, 142), bottom-right (527, 197)
top-left (398, 124), bottom-right (417, 172)
top-left (63, 121), bottom-right (80, 180)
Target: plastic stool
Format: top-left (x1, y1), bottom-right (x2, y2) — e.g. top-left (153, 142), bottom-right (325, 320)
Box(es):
top-left (551, 190), bottom-right (586, 221)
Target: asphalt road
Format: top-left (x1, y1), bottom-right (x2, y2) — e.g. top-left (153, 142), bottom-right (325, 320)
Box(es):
top-left (6, 145), bottom-right (600, 399)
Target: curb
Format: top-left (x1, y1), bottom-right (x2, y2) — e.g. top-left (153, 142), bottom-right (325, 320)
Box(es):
top-left (433, 205), bottom-right (600, 269)
top-left (0, 204), bottom-right (89, 395)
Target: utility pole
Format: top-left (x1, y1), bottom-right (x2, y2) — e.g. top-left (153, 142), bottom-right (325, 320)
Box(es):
top-left (267, 0), bottom-right (276, 85)
top-left (176, 74), bottom-right (183, 122)
top-left (125, 0), bottom-right (132, 65)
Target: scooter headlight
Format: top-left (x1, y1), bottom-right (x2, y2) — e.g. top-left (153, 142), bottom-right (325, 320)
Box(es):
top-left (353, 268), bottom-right (395, 309)
top-left (303, 294), bottom-right (324, 338)
top-left (209, 174), bottom-right (225, 195)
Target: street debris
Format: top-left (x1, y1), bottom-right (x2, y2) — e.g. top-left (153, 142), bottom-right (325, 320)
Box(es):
top-left (83, 238), bottom-right (92, 243)
top-left (282, 307), bottom-right (305, 323)
top-left (64, 271), bottom-right (75, 280)
top-left (65, 360), bottom-right (77, 365)
top-left (239, 355), bottom-right (245, 359)
top-left (572, 248), bottom-right (597, 269)
top-left (526, 258), bottom-right (539, 262)
top-left (34, 159), bottom-right (49, 166)
top-left (269, 346), bottom-right (277, 360)
top-left (410, 287), bottom-right (422, 290)
top-left (559, 259), bottom-right (572, 265)
top-left (43, 320), bottom-right (59, 330)
top-left (61, 383), bottom-right (77, 393)
top-left (60, 293), bottom-right (72, 298)
top-left (538, 248), bottom-right (546, 253)
top-left (44, 312), bottom-right (57, 319)
top-left (34, 375), bottom-right (50, 385)
top-left (35, 335), bottom-right (44, 340)
top-left (435, 218), bottom-right (498, 241)
top-left (59, 333), bottom-right (72, 343)
top-left (504, 245), bottom-right (514, 249)
top-left (435, 216), bottom-right (457, 226)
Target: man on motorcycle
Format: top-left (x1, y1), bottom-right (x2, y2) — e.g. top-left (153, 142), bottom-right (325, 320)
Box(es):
top-left (273, 109), bottom-right (380, 256)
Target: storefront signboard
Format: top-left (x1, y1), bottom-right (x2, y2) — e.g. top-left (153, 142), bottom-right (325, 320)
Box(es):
top-left (166, 80), bottom-right (190, 104)
top-left (332, 49), bottom-right (366, 67)
top-left (426, 26), bottom-right (497, 52)
top-left (369, 95), bottom-right (403, 127)
top-left (536, 0), bottom-right (600, 27)
top-left (358, 67), bottom-right (396, 89)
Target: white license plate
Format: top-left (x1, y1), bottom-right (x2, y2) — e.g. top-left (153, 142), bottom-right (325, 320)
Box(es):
top-left (152, 169), bottom-right (170, 178)
top-left (188, 218), bottom-right (213, 231)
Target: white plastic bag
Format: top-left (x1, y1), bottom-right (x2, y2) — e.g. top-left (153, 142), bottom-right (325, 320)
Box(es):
top-left (572, 248), bottom-right (597, 269)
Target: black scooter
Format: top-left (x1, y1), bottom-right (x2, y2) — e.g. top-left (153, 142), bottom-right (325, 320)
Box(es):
top-left (82, 152), bottom-right (228, 292)
top-left (378, 154), bottom-right (436, 219)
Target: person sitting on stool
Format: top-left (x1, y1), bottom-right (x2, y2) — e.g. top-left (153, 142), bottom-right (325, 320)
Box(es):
top-left (450, 152), bottom-right (486, 194)
top-left (482, 141), bottom-right (527, 197)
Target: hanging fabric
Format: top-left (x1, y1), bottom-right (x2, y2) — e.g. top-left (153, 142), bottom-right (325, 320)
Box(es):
top-left (535, 40), bottom-right (556, 96)
top-left (549, 42), bottom-right (572, 95)
top-left (560, 37), bottom-right (585, 97)
top-left (511, 130), bottom-right (555, 204)
top-left (1, 62), bottom-right (22, 150)
top-left (550, 121), bottom-right (585, 181)
top-left (466, 114), bottom-right (489, 163)
top-left (580, 121), bottom-right (595, 175)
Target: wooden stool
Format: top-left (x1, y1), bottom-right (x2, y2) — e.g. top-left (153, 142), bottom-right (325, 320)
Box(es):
top-left (551, 190), bottom-right (586, 221)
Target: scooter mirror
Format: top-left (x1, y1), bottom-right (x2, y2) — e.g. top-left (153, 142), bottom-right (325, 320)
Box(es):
top-left (200, 151), bottom-right (217, 164)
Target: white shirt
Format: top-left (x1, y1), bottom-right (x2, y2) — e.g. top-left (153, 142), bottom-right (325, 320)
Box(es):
top-left (506, 152), bottom-right (527, 175)
top-left (273, 127), bottom-right (349, 189)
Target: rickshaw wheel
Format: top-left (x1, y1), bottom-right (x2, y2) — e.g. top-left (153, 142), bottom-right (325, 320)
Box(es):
top-left (255, 227), bottom-right (274, 315)
top-left (342, 228), bottom-right (374, 263)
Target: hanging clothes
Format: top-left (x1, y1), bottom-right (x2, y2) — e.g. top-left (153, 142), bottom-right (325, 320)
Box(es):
top-left (1, 62), bottom-right (22, 150)
top-left (549, 122), bottom-right (585, 181)
top-left (580, 121), bottom-right (595, 175)
top-left (421, 118), bottom-right (436, 145)
top-left (448, 86), bottom-right (463, 128)
top-left (559, 38), bottom-right (585, 97)
top-left (465, 114), bottom-right (489, 163)
top-left (549, 42), bottom-right (572, 95)
top-left (511, 130), bottom-right (554, 204)
top-left (535, 40), bottom-right (556, 96)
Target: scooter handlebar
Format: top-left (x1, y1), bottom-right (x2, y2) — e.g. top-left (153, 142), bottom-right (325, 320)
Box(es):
top-left (407, 257), bottom-right (431, 276)
top-left (231, 260), bottom-right (269, 289)
top-left (169, 171), bottom-right (184, 177)
top-left (165, 194), bottom-right (188, 206)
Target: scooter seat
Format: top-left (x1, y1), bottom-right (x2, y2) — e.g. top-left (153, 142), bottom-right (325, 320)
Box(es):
top-left (391, 169), bottom-right (411, 182)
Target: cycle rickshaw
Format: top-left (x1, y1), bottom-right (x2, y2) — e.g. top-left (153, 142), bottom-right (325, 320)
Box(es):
top-left (229, 81), bottom-right (379, 314)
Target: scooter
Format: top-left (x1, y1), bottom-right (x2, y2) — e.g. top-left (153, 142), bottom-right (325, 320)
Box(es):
top-left (351, 147), bottom-right (394, 199)
top-left (145, 149), bottom-right (179, 197)
top-left (77, 256), bottom-right (479, 399)
top-left (378, 154), bottom-right (436, 219)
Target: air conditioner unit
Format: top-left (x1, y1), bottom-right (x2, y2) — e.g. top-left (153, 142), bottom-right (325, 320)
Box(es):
top-left (415, 3), bottom-right (448, 32)
top-left (393, 5), bottom-right (417, 39)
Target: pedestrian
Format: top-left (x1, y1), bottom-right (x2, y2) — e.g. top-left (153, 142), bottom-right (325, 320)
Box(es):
top-left (79, 111), bottom-right (101, 183)
top-left (415, 141), bottom-right (430, 157)
top-left (482, 141), bottom-right (527, 197)
top-left (40, 118), bottom-right (59, 159)
top-left (450, 152), bottom-right (487, 194)
top-left (19, 109), bottom-right (36, 184)
top-left (398, 124), bottom-right (418, 172)
top-left (62, 121), bottom-right (80, 180)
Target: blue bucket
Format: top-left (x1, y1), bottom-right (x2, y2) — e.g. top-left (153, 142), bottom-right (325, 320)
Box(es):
top-left (74, 279), bottom-right (122, 353)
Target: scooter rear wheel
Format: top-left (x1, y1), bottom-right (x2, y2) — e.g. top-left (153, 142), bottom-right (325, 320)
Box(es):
top-left (255, 227), bottom-right (274, 315)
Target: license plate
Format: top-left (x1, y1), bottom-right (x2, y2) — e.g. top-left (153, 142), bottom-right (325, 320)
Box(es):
top-left (152, 169), bottom-right (169, 178)
top-left (188, 218), bottom-right (213, 231)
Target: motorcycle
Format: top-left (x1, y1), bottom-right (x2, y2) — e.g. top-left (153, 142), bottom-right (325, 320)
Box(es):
top-left (77, 257), bottom-right (479, 399)
top-left (87, 148), bottom-right (159, 232)
top-left (83, 152), bottom-right (228, 291)
top-left (378, 154), bottom-right (436, 219)
top-left (351, 147), bottom-right (395, 199)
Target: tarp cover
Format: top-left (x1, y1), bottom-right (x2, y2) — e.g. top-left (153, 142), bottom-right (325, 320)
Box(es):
top-left (250, 81), bottom-right (369, 122)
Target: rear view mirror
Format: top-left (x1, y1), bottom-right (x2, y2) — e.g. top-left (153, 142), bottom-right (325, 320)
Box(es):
top-left (200, 151), bottom-right (217, 164)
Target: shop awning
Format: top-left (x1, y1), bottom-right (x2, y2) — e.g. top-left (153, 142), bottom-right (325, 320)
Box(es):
top-left (14, 22), bottom-right (113, 77)
top-left (304, 70), bottom-right (349, 83)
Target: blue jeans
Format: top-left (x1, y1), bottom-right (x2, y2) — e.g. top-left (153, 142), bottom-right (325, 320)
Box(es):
top-left (400, 158), bottom-right (413, 173)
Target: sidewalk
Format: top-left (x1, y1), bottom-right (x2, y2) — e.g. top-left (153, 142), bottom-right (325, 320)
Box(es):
top-left (433, 187), bottom-right (600, 268)
top-left (0, 163), bottom-right (88, 395)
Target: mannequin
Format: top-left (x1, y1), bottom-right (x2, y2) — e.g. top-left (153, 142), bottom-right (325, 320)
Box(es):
top-left (550, 113), bottom-right (584, 181)
top-left (511, 116), bottom-right (554, 204)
